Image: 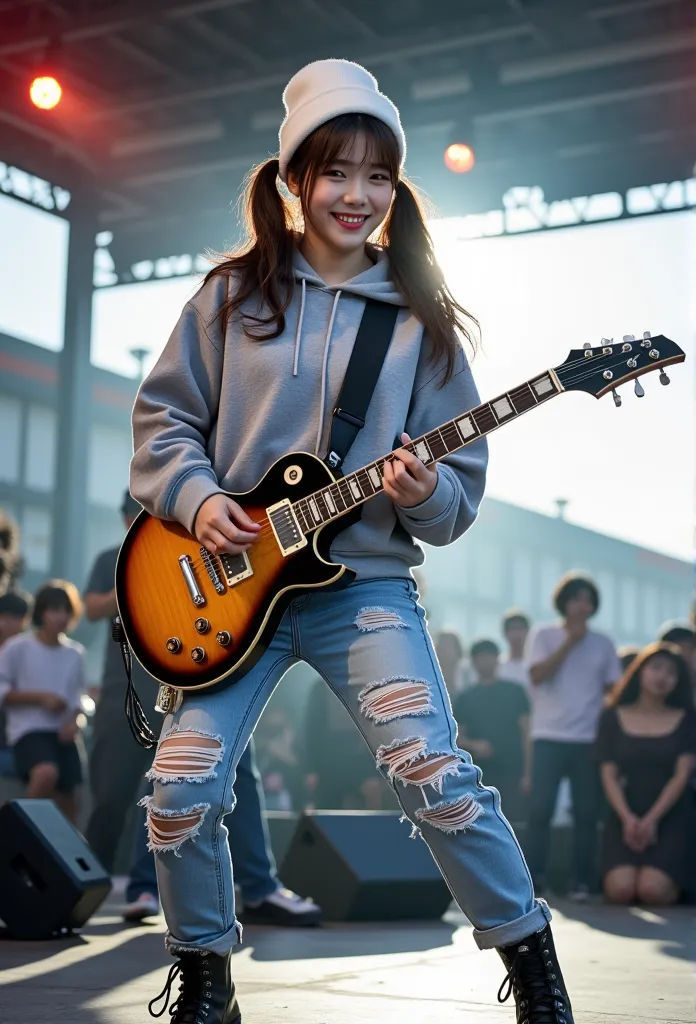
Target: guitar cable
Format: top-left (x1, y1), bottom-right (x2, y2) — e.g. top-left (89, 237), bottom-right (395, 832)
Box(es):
top-left (111, 616), bottom-right (158, 749)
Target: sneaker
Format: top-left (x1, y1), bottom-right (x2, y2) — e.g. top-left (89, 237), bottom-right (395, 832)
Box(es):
top-left (148, 949), bottom-right (241, 1023)
top-left (497, 924), bottom-right (574, 1023)
top-left (567, 884), bottom-right (590, 904)
top-left (239, 887), bottom-right (323, 927)
top-left (122, 892), bottom-right (160, 922)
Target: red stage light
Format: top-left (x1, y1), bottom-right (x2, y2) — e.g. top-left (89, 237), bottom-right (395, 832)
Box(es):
top-left (444, 143), bottom-right (475, 174)
top-left (30, 76), bottom-right (62, 110)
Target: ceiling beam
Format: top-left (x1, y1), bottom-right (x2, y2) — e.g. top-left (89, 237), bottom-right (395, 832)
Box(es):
top-left (77, 23), bottom-right (536, 122)
top-left (0, 0), bottom-right (255, 56)
top-left (500, 29), bottom-right (695, 84)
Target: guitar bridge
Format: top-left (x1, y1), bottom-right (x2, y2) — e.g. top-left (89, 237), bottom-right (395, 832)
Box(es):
top-left (267, 499), bottom-right (307, 556)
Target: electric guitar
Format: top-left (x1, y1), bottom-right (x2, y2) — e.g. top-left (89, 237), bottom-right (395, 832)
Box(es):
top-left (115, 332), bottom-right (684, 693)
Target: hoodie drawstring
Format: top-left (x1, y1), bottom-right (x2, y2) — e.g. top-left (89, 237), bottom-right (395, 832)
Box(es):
top-left (314, 289), bottom-right (342, 457)
top-left (292, 278), bottom-right (306, 377)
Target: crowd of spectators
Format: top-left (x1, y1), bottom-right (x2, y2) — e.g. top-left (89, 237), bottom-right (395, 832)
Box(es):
top-left (1, 499), bottom-right (695, 908)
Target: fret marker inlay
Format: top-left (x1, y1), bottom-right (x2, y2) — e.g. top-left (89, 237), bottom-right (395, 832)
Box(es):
top-left (414, 440), bottom-right (431, 463)
top-left (349, 479), bottom-right (362, 499)
top-left (368, 467), bottom-right (382, 489)
top-left (492, 397), bottom-right (514, 419)
top-left (456, 416), bottom-right (477, 438)
top-left (533, 376), bottom-right (554, 396)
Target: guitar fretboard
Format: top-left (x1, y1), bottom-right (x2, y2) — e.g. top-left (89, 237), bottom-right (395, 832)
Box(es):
top-left (292, 370), bottom-right (562, 534)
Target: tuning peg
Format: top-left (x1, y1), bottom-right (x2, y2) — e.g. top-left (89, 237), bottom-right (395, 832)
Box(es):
top-left (583, 342), bottom-right (592, 349)
top-left (634, 380), bottom-right (645, 398)
top-left (611, 389), bottom-right (622, 408)
top-left (659, 370), bottom-right (670, 386)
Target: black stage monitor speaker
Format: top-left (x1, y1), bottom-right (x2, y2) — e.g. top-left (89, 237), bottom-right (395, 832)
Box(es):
top-left (280, 811), bottom-right (452, 921)
top-left (0, 799), bottom-right (112, 939)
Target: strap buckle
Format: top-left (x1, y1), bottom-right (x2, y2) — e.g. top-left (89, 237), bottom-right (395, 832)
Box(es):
top-left (333, 407), bottom-right (365, 429)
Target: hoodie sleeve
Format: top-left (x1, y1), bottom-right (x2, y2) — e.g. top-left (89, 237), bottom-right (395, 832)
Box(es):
top-left (394, 339), bottom-right (488, 547)
top-left (130, 276), bottom-right (228, 534)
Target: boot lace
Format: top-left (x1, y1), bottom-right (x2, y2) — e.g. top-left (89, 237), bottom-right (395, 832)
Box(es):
top-left (148, 958), bottom-right (210, 1024)
top-left (497, 946), bottom-right (568, 1024)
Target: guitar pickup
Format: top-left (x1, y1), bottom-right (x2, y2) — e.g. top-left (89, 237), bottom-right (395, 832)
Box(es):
top-left (267, 499), bottom-right (307, 556)
top-left (218, 551), bottom-right (254, 586)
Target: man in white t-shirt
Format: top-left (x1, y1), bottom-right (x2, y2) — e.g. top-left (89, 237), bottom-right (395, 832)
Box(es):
top-left (499, 609), bottom-right (531, 690)
top-left (525, 574), bottom-right (621, 901)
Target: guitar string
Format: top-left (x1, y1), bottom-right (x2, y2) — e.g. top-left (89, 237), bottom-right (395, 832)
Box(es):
top-left (186, 349), bottom-right (665, 569)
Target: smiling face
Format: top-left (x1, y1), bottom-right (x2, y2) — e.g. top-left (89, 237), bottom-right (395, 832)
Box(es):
top-left (286, 114), bottom-right (399, 264)
top-left (298, 138), bottom-right (393, 257)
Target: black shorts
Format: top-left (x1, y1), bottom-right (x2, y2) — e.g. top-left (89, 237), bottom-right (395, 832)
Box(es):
top-left (13, 731), bottom-right (83, 792)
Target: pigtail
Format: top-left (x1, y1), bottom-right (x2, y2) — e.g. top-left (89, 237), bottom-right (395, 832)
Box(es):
top-left (379, 179), bottom-right (479, 386)
top-left (205, 158), bottom-right (296, 339)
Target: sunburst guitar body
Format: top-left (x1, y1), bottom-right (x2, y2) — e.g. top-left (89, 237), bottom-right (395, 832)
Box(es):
top-left (116, 452), bottom-right (358, 692)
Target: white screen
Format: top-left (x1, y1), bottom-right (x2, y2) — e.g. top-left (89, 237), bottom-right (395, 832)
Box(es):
top-left (0, 193), bottom-right (68, 350)
top-left (435, 212), bottom-right (695, 561)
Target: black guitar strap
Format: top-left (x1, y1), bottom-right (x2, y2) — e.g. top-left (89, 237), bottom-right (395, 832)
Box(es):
top-left (324, 299), bottom-right (399, 476)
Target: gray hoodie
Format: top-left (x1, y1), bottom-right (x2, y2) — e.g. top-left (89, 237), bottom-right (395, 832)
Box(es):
top-left (130, 246), bottom-right (488, 579)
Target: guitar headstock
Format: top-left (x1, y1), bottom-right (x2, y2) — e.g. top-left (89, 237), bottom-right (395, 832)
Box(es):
top-left (554, 333), bottom-right (685, 404)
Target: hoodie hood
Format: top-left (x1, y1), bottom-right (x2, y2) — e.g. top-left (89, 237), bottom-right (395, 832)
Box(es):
top-left (292, 244), bottom-right (408, 306)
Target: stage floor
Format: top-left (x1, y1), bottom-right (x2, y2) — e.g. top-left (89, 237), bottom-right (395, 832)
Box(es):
top-left (1, 891), bottom-right (694, 1022)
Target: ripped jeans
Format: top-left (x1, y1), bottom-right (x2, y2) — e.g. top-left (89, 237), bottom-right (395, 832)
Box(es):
top-left (143, 577), bottom-right (551, 954)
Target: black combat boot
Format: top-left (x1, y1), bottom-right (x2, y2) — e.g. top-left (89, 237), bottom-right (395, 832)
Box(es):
top-left (496, 924), bottom-right (574, 1023)
top-left (148, 950), bottom-right (241, 1023)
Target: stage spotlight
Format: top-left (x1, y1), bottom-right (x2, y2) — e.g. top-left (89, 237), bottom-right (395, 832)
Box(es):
top-left (444, 142), bottom-right (475, 174)
top-left (30, 76), bottom-right (62, 110)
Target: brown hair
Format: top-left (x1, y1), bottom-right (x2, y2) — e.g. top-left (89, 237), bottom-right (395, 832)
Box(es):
top-left (552, 573), bottom-right (600, 616)
top-left (607, 642), bottom-right (692, 709)
top-left (32, 579), bottom-right (83, 631)
top-left (204, 113), bottom-right (478, 385)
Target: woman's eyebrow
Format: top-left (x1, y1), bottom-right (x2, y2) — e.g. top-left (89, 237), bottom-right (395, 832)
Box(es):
top-left (330, 158), bottom-right (390, 171)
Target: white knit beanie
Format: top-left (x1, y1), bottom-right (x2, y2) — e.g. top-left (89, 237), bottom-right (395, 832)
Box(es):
top-left (278, 58), bottom-right (406, 183)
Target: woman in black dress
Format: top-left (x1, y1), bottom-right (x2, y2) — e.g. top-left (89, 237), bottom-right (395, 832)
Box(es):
top-left (596, 642), bottom-right (696, 905)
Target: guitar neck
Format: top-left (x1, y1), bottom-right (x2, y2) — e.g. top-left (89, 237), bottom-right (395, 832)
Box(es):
top-left (292, 368), bottom-right (564, 535)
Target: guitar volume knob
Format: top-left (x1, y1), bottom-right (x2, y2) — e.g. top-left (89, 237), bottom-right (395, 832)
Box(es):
top-left (194, 617), bottom-right (211, 634)
top-left (190, 647), bottom-right (206, 663)
top-left (216, 631), bottom-right (232, 647)
top-left (166, 637), bottom-right (182, 654)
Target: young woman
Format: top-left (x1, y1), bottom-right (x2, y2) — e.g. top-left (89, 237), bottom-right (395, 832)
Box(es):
top-left (132, 59), bottom-right (573, 1024)
top-left (596, 642), bottom-right (696, 906)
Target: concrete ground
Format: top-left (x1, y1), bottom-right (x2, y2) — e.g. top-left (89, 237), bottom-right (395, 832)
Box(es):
top-left (0, 892), bottom-right (694, 1023)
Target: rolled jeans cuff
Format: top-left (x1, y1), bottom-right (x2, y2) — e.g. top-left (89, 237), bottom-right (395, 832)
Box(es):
top-left (472, 898), bottom-right (552, 951)
top-left (166, 918), bottom-right (243, 956)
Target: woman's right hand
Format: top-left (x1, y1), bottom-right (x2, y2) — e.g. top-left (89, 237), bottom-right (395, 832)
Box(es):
top-left (194, 494), bottom-right (262, 554)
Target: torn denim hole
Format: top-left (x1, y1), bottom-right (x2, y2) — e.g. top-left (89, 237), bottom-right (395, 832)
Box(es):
top-left (147, 728), bottom-right (224, 785)
top-left (355, 606), bottom-right (408, 632)
top-left (377, 736), bottom-right (428, 777)
top-left (358, 677), bottom-right (434, 724)
top-left (417, 794), bottom-right (483, 834)
top-left (139, 796), bottom-right (209, 857)
top-left (397, 752), bottom-right (463, 795)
